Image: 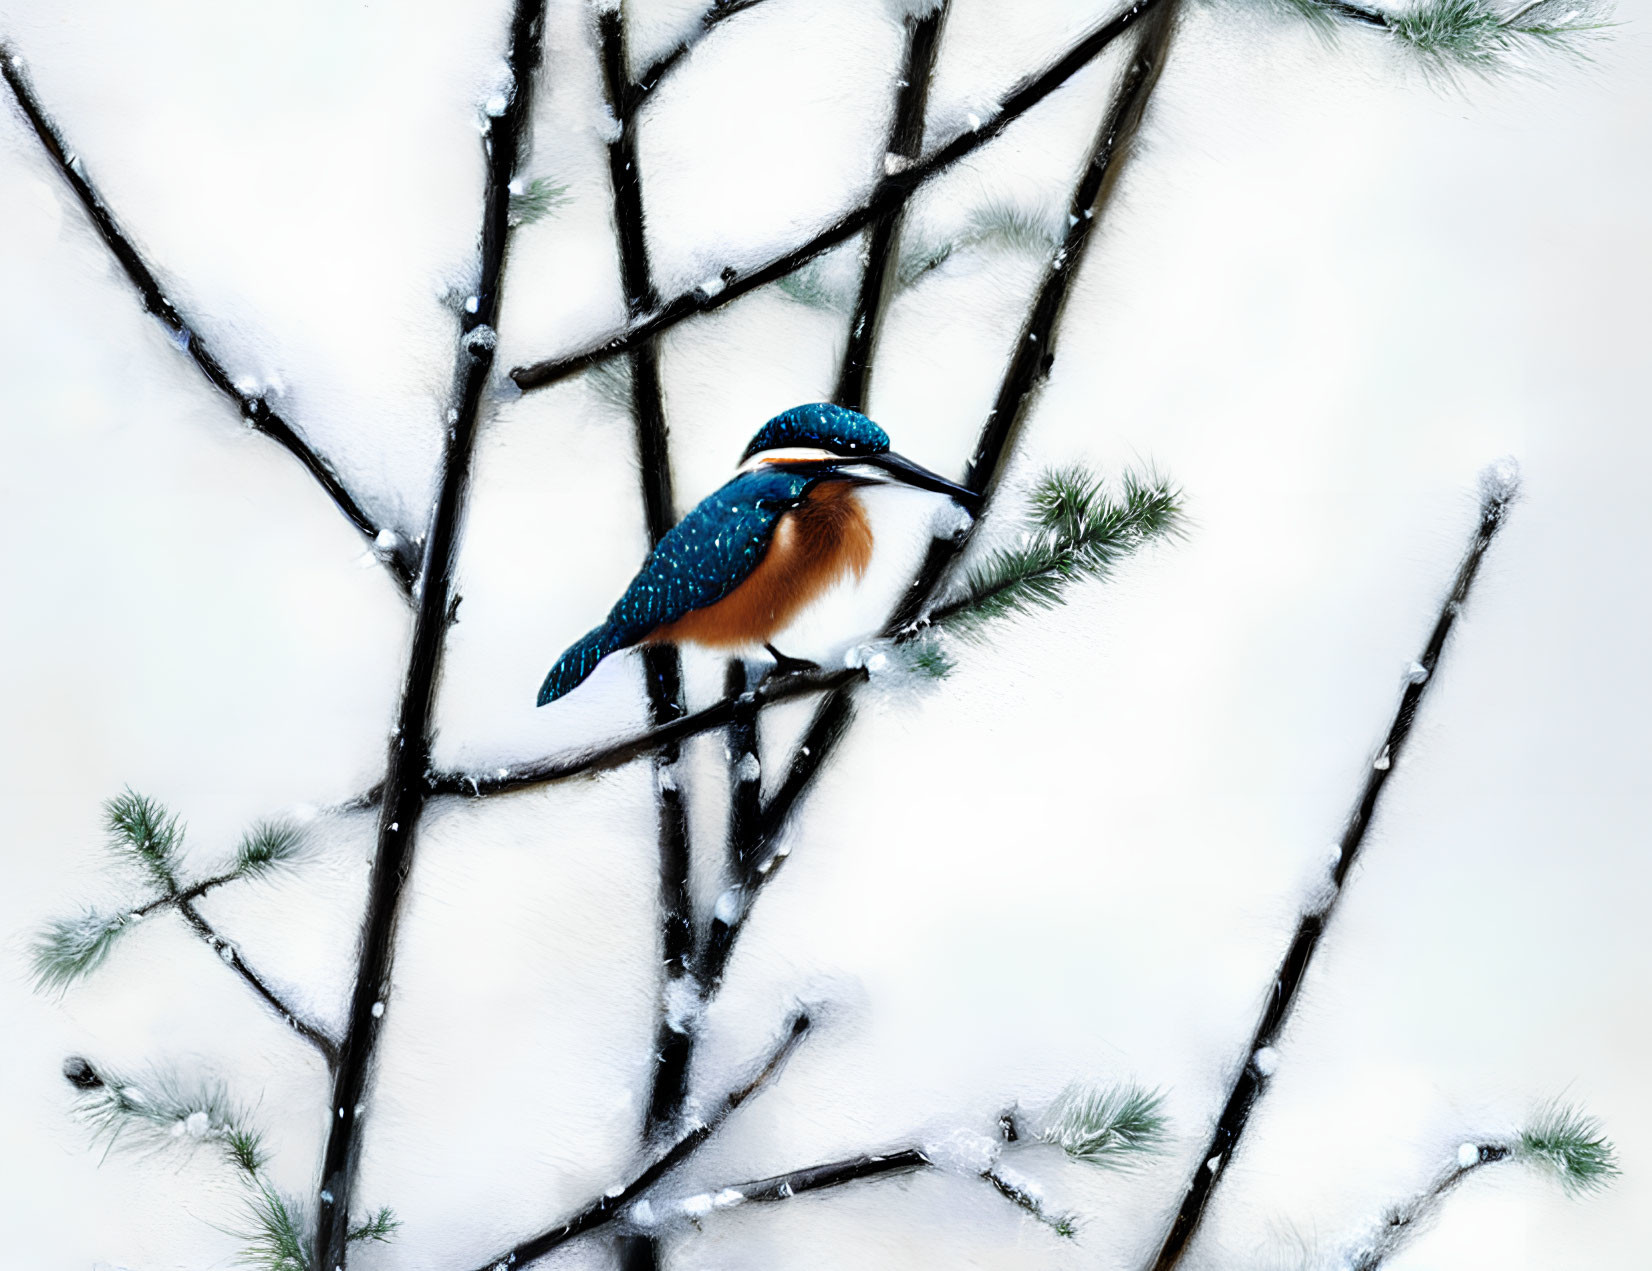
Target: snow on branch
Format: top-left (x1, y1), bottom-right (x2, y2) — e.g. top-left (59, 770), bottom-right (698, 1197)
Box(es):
top-left (463, 1012), bottom-right (811, 1271)
top-left (627, 1082), bottom-right (1169, 1243)
top-left (508, 0), bottom-right (1166, 392)
top-left (0, 50), bottom-right (417, 593)
top-left (629, 0), bottom-right (775, 105)
top-left (1145, 463), bottom-right (1521, 1271)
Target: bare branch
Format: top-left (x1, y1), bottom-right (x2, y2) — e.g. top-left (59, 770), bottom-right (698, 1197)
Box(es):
top-left (0, 48), bottom-right (416, 593)
top-left (1144, 464), bottom-right (1521, 1271)
top-left (508, 0), bottom-right (1165, 392)
top-left (172, 898), bottom-right (340, 1068)
top-left (464, 1013), bottom-right (811, 1271)
top-left (313, 1), bottom-right (548, 1263)
top-left (631, 0), bottom-right (774, 103)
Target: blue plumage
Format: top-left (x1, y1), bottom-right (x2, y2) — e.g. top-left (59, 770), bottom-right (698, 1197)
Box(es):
top-left (739, 402), bottom-right (890, 463)
top-left (537, 466), bottom-right (819, 705)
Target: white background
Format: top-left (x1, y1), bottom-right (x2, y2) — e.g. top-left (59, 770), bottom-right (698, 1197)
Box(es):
top-left (0, 0), bottom-right (1646, 1268)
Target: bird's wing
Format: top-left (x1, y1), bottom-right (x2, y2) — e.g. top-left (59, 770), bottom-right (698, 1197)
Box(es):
top-left (600, 466), bottom-right (817, 645)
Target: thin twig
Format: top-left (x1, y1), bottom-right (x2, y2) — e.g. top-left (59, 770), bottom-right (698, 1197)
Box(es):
top-left (464, 1013), bottom-right (811, 1271)
top-left (423, 665), bottom-right (865, 799)
top-left (697, 5), bottom-right (1179, 993)
top-left (312, 3), bottom-right (547, 1264)
top-left (1145, 475), bottom-right (1519, 1271)
top-left (508, 0), bottom-right (1165, 392)
top-left (630, 0), bottom-right (773, 103)
top-left (835, 3), bottom-right (949, 410)
top-left (0, 48), bottom-right (416, 594)
top-left (172, 898), bottom-right (340, 1067)
top-left (1345, 1144), bottom-right (1511, 1271)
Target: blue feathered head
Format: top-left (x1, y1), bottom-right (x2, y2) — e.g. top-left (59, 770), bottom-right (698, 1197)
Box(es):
top-left (740, 403), bottom-right (891, 464)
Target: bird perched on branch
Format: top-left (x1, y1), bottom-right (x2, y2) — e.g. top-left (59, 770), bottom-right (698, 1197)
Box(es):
top-left (537, 402), bottom-right (979, 706)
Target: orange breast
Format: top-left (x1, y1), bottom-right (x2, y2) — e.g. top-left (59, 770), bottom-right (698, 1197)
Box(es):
top-left (648, 480), bottom-right (874, 649)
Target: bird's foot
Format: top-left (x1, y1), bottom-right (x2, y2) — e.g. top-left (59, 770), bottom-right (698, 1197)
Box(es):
top-left (764, 643), bottom-right (820, 677)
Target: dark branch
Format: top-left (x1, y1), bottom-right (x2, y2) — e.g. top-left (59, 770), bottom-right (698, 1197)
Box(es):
top-left (509, 0), bottom-right (1165, 392)
top-left (313, 2), bottom-right (547, 1264)
top-left (698, 5), bottom-right (1177, 993)
top-left (465, 1012), bottom-right (810, 1271)
top-left (424, 665), bottom-right (864, 798)
top-left (172, 897), bottom-right (339, 1067)
top-left (630, 0), bottom-right (773, 104)
top-left (696, 1147), bottom-right (930, 1206)
top-left (0, 48), bottom-right (416, 594)
top-left (1346, 1145), bottom-right (1511, 1271)
top-left (1145, 473), bottom-right (1519, 1271)
top-left (835, 4), bottom-right (948, 410)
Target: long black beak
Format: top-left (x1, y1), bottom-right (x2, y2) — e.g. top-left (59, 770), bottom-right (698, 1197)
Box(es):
top-left (861, 451), bottom-right (982, 510)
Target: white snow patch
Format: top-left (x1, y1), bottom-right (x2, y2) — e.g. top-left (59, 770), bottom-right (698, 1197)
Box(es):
top-left (664, 975), bottom-right (703, 1034)
top-left (1404, 660), bottom-right (1430, 685)
top-left (465, 324), bottom-right (497, 352)
top-left (712, 887), bottom-right (742, 924)
top-left (655, 764), bottom-right (678, 794)
top-left (371, 1001), bottom-right (385, 1018)
top-left (1373, 748), bottom-right (1391, 771)
top-left (464, 295), bottom-right (480, 314)
top-left (712, 1188), bottom-right (746, 1209)
top-left (1253, 1046), bottom-right (1280, 1076)
top-left (695, 272), bottom-right (727, 299)
top-left (883, 151), bottom-right (913, 177)
top-left (736, 752), bottom-right (761, 784)
top-left (628, 1198), bottom-right (656, 1228)
top-left (922, 1128), bottom-right (1002, 1175)
top-left (484, 93), bottom-right (510, 118)
top-left (374, 528), bottom-right (400, 551)
top-left (1479, 455), bottom-right (1522, 503)
top-left (679, 1192), bottom-right (714, 1219)
top-left (1457, 1142), bottom-right (1480, 1168)
top-left (990, 1162), bottom-right (1045, 1204)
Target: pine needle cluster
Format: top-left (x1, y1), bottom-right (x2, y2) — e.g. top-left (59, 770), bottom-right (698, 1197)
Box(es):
top-left (508, 176), bottom-right (570, 226)
top-left (1257, 0), bottom-right (1609, 71)
top-left (933, 466), bottom-right (1182, 639)
top-left (896, 202), bottom-right (1065, 290)
top-left (1517, 1101), bottom-right (1621, 1195)
top-left (29, 792), bottom-right (305, 995)
top-left (1036, 1081), bottom-right (1169, 1168)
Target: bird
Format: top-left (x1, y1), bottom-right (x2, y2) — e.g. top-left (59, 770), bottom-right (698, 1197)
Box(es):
top-left (537, 402), bottom-right (980, 706)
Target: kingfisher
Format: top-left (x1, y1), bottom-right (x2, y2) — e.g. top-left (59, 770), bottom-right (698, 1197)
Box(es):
top-left (537, 402), bottom-right (980, 706)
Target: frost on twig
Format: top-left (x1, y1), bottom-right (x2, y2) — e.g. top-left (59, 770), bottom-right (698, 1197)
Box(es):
top-left (1335, 1103), bottom-right (1617, 1271)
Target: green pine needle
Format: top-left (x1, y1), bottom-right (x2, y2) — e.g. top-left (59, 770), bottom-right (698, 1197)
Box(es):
top-left (776, 257), bottom-right (848, 310)
top-left (69, 1066), bottom-right (243, 1161)
top-left (30, 907), bottom-right (133, 993)
top-left (104, 788), bottom-right (182, 892)
top-left (233, 822), bottom-right (303, 879)
top-left (935, 466), bottom-right (1182, 639)
top-left (904, 637), bottom-right (956, 680)
top-left (1037, 1081), bottom-right (1169, 1168)
top-left (348, 1207), bottom-right (402, 1245)
top-left (508, 176), bottom-right (570, 226)
top-left (241, 1182), bottom-right (312, 1271)
top-left (225, 1126), bottom-right (269, 1175)
top-left (1254, 0), bottom-right (1611, 70)
top-left (1518, 1101), bottom-right (1620, 1196)
top-left (897, 202), bottom-right (1065, 290)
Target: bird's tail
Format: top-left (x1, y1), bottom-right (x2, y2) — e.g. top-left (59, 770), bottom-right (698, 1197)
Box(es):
top-left (537, 625), bottom-right (626, 706)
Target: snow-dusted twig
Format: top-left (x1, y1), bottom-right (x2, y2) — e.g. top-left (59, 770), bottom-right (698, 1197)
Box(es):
top-left (172, 896), bottom-right (341, 1068)
top-left (312, 2), bottom-right (548, 1264)
top-left (835, 2), bottom-right (949, 410)
top-left (0, 49), bottom-right (416, 594)
top-left (594, 8), bottom-right (698, 1173)
top-left (508, 0), bottom-right (1165, 392)
top-left (630, 0), bottom-right (773, 103)
top-left (696, 4), bottom-right (1180, 995)
top-left (1144, 464), bottom-right (1520, 1271)
top-left (464, 1012), bottom-right (811, 1271)
top-left (423, 664), bottom-right (866, 799)
top-left (1263, 0), bottom-right (1609, 71)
